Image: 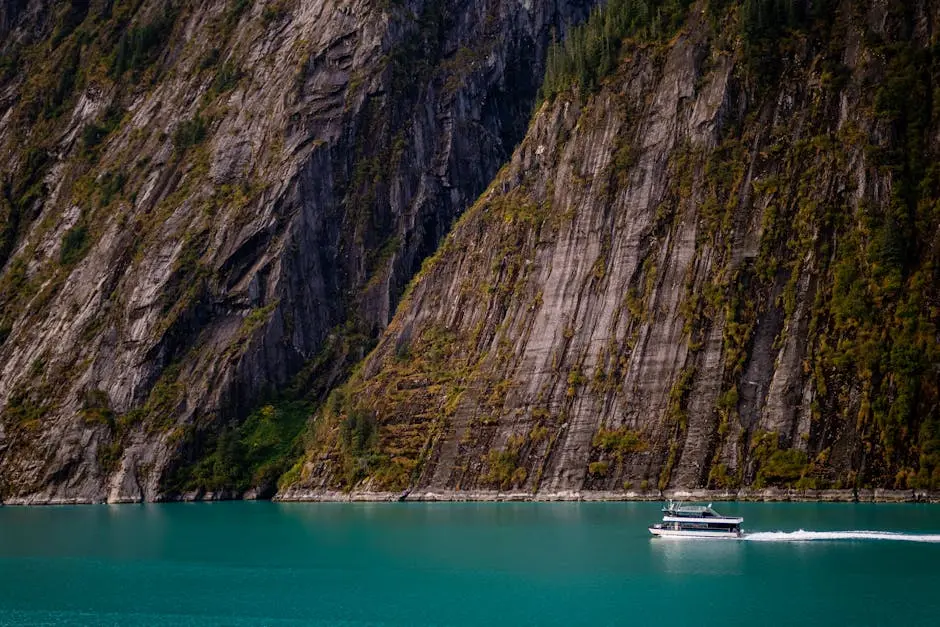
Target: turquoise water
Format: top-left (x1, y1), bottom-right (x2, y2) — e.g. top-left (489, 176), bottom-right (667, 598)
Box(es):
top-left (1, 502), bottom-right (938, 626)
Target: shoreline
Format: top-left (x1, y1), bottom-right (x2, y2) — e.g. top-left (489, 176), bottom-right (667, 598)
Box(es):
top-left (2, 487), bottom-right (938, 506)
top-left (274, 488), bottom-right (940, 504)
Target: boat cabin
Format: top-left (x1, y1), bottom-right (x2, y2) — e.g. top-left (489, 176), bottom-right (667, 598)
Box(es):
top-left (649, 501), bottom-right (744, 538)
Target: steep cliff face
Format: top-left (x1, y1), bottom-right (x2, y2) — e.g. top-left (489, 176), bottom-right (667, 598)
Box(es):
top-left (0, 0), bottom-right (594, 503)
top-left (283, 0), bottom-right (940, 498)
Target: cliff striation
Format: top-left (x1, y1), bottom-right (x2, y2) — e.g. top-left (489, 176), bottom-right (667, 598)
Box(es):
top-left (0, 0), bottom-right (593, 503)
top-left (3, 1), bottom-right (939, 505)
top-left (282, 0), bottom-right (940, 499)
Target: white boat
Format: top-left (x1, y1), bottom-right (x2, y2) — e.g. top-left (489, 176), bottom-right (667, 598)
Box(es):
top-left (648, 501), bottom-right (743, 539)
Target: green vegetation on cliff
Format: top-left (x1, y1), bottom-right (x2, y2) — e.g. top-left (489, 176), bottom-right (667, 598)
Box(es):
top-left (166, 400), bottom-right (310, 496)
top-left (542, 0), bottom-right (693, 99)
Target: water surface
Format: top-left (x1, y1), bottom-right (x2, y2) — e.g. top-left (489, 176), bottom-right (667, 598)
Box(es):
top-left (1, 502), bottom-right (937, 626)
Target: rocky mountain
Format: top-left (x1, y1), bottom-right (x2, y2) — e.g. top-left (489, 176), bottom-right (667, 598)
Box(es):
top-left (0, 0), bottom-right (594, 503)
top-left (2, 0), bottom-right (938, 505)
top-left (281, 0), bottom-right (940, 499)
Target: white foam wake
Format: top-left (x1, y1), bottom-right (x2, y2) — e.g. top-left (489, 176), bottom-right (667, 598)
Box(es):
top-left (744, 530), bottom-right (940, 543)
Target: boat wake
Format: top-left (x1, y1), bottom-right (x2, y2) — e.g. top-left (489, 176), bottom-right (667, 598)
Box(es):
top-left (744, 530), bottom-right (940, 543)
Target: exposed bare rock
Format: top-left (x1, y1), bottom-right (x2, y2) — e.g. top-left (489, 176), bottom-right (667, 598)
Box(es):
top-left (0, 0), bottom-right (595, 502)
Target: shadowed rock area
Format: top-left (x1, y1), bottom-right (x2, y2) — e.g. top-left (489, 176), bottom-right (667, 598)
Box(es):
top-left (0, 0), bottom-right (594, 503)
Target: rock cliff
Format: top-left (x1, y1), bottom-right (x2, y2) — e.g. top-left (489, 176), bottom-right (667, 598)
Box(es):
top-left (282, 0), bottom-right (940, 498)
top-left (0, 0), bottom-right (593, 503)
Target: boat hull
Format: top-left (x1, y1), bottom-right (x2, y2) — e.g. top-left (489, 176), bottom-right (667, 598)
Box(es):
top-left (649, 526), bottom-right (741, 539)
